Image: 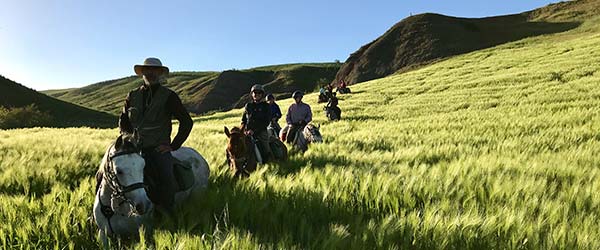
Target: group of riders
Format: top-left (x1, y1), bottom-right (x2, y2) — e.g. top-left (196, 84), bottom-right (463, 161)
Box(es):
top-left (242, 84), bottom-right (315, 163)
top-left (102, 57), bottom-right (350, 216)
top-left (318, 80), bottom-right (349, 121)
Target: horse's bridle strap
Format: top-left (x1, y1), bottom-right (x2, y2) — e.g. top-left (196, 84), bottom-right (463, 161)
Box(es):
top-left (109, 150), bottom-right (138, 160)
top-left (120, 182), bottom-right (146, 194)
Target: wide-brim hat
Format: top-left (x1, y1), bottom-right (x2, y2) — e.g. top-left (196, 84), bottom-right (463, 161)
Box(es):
top-left (134, 57), bottom-right (169, 76)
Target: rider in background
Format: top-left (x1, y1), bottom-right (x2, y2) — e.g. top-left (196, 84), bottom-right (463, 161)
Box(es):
top-left (326, 92), bottom-right (341, 120)
top-left (284, 91), bottom-right (312, 144)
top-left (118, 57), bottom-right (193, 215)
top-left (318, 85), bottom-right (328, 103)
top-left (241, 84), bottom-right (274, 163)
top-left (319, 86), bottom-right (326, 96)
top-left (266, 93), bottom-right (282, 135)
top-left (328, 92), bottom-right (339, 108)
top-left (339, 80), bottom-right (347, 90)
top-left (325, 84), bottom-right (334, 98)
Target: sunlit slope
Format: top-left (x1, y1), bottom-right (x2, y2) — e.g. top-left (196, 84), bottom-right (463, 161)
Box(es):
top-left (43, 63), bottom-right (340, 115)
top-left (2, 18), bottom-right (600, 250)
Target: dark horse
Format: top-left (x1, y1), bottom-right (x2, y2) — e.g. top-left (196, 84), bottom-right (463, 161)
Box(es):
top-left (224, 126), bottom-right (288, 178)
top-left (224, 126), bottom-right (257, 178)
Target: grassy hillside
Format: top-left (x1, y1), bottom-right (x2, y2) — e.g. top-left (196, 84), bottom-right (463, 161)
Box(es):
top-left (0, 76), bottom-right (116, 128)
top-left (333, 0), bottom-right (600, 86)
top-left (43, 63), bottom-right (341, 115)
top-left (2, 9), bottom-right (600, 249)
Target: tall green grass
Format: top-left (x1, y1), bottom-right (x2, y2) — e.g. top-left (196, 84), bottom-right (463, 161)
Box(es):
top-left (2, 19), bottom-right (600, 250)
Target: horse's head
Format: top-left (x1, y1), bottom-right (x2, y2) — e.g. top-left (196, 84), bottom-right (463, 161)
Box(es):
top-left (303, 123), bottom-right (323, 143)
top-left (105, 134), bottom-right (151, 215)
top-left (224, 126), bottom-right (254, 176)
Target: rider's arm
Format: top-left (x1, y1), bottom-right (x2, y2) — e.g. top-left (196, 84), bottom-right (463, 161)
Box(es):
top-left (286, 105), bottom-right (293, 124)
top-left (259, 103), bottom-right (271, 129)
top-left (118, 93), bottom-right (134, 134)
top-left (168, 93), bottom-right (193, 150)
top-left (241, 104), bottom-right (249, 129)
top-left (273, 105), bottom-right (282, 120)
top-left (305, 105), bottom-right (313, 123)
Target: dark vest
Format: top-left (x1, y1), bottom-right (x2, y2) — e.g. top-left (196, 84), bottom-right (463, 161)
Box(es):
top-left (244, 102), bottom-right (270, 132)
top-left (127, 85), bottom-right (172, 148)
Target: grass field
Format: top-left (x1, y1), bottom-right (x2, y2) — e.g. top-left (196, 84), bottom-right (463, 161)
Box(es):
top-left (2, 15), bottom-right (600, 250)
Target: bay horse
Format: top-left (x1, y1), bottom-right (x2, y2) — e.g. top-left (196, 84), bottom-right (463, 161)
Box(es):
top-left (224, 126), bottom-right (287, 178)
top-left (224, 126), bottom-right (257, 178)
top-left (93, 134), bottom-right (210, 244)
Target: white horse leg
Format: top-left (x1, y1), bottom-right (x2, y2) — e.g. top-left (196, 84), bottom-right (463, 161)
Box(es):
top-left (98, 230), bottom-right (109, 249)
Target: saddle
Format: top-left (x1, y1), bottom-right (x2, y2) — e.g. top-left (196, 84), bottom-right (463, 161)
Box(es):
top-left (144, 157), bottom-right (195, 192)
top-left (269, 137), bottom-right (287, 160)
top-left (172, 157), bottom-right (195, 191)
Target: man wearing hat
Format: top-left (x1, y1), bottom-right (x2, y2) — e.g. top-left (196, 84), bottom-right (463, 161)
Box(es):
top-left (241, 84), bottom-right (274, 163)
top-left (118, 57), bottom-right (193, 214)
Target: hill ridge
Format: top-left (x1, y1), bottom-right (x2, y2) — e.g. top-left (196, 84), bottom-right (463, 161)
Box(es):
top-left (0, 75), bottom-right (116, 128)
top-left (43, 63), bottom-right (341, 115)
top-left (331, 0), bottom-right (600, 86)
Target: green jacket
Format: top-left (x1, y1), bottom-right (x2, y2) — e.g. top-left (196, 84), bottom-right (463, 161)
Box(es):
top-left (127, 85), bottom-right (173, 148)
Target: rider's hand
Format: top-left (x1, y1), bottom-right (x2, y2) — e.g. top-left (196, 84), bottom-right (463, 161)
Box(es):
top-left (245, 129), bottom-right (254, 136)
top-left (156, 144), bottom-right (173, 153)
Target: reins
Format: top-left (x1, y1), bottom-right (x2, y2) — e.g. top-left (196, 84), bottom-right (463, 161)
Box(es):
top-left (96, 146), bottom-right (146, 234)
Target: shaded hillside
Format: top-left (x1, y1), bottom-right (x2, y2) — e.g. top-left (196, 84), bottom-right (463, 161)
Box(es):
top-left (332, 0), bottom-right (597, 86)
top-left (0, 76), bottom-right (116, 128)
top-left (44, 63), bottom-right (340, 115)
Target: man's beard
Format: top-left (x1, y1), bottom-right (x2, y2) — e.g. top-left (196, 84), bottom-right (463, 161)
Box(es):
top-left (143, 78), bottom-right (158, 86)
top-left (143, 75), bottom-right (165, 86)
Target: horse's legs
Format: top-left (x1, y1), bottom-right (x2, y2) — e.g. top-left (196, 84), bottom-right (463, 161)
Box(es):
top-left (98, 230), bottom-right (109, 250)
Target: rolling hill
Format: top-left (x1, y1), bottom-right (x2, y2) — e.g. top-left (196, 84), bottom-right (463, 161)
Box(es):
top-left (2, 3), bottom-right (600, 247)
top-left (44, 63), bottom-right (341, 115)
top-left (2, 0), bottom-right (600, 248)
top-left (331, 0), bottom-right (600, 86)
top-left (0, 75), bottom-right (116, 128)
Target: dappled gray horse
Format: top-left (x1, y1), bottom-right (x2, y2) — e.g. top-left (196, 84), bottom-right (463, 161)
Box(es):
top-left (284, 123), bottom-right (323, 152)
top-left (93, 134), bottom-right (209, 244)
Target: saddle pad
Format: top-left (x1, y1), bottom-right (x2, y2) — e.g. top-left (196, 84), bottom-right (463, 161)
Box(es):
top-left (173, 158), bottom-right (195, 191)
top-left (269, 138), bottom-right (287, 160)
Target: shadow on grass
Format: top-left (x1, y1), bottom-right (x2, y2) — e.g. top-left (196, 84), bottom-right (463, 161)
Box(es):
top-left (273, 153), bottom-right (358, 176)
top-left (169, 173), bottom-right (399, 249)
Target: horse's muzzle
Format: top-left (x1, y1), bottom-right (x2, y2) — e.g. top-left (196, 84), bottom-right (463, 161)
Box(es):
top-left (134, 200), bottom-right (152, 215)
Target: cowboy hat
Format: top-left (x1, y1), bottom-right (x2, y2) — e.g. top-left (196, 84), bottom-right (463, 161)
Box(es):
top-left (134, 57), bottom-right (169, 76)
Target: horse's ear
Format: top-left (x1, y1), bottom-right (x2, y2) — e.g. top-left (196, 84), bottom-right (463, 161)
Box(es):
top-left (224, 126), bottom-right (231, 138)
top-left (115, 134), bottom-right (124, 149)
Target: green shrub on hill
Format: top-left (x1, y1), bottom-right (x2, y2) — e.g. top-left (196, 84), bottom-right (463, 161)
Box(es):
top-left (0, 104), bottom-right (53, 129)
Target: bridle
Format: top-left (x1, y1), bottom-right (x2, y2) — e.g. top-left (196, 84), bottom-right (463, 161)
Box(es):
top-left (97, 147), bottom-right (147, 234)
top-left (103, 149), bottom-right (146, 199)
top-left (226, 132), bottom-right (252, 177)
top-left (228, 151), bottom-right (251, 175)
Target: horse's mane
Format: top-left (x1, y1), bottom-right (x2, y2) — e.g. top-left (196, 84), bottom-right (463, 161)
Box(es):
top-left (115, 133), bottom-right (139, 153)
top-left (229, 126), bottom-right (244, 134)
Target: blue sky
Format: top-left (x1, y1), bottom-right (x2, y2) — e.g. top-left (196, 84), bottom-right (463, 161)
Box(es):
top-left (0, 0), bottom-right (556, 90)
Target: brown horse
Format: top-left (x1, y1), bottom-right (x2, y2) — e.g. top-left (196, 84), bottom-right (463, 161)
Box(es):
top-left (224, 126), bottom-right (257, 178)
